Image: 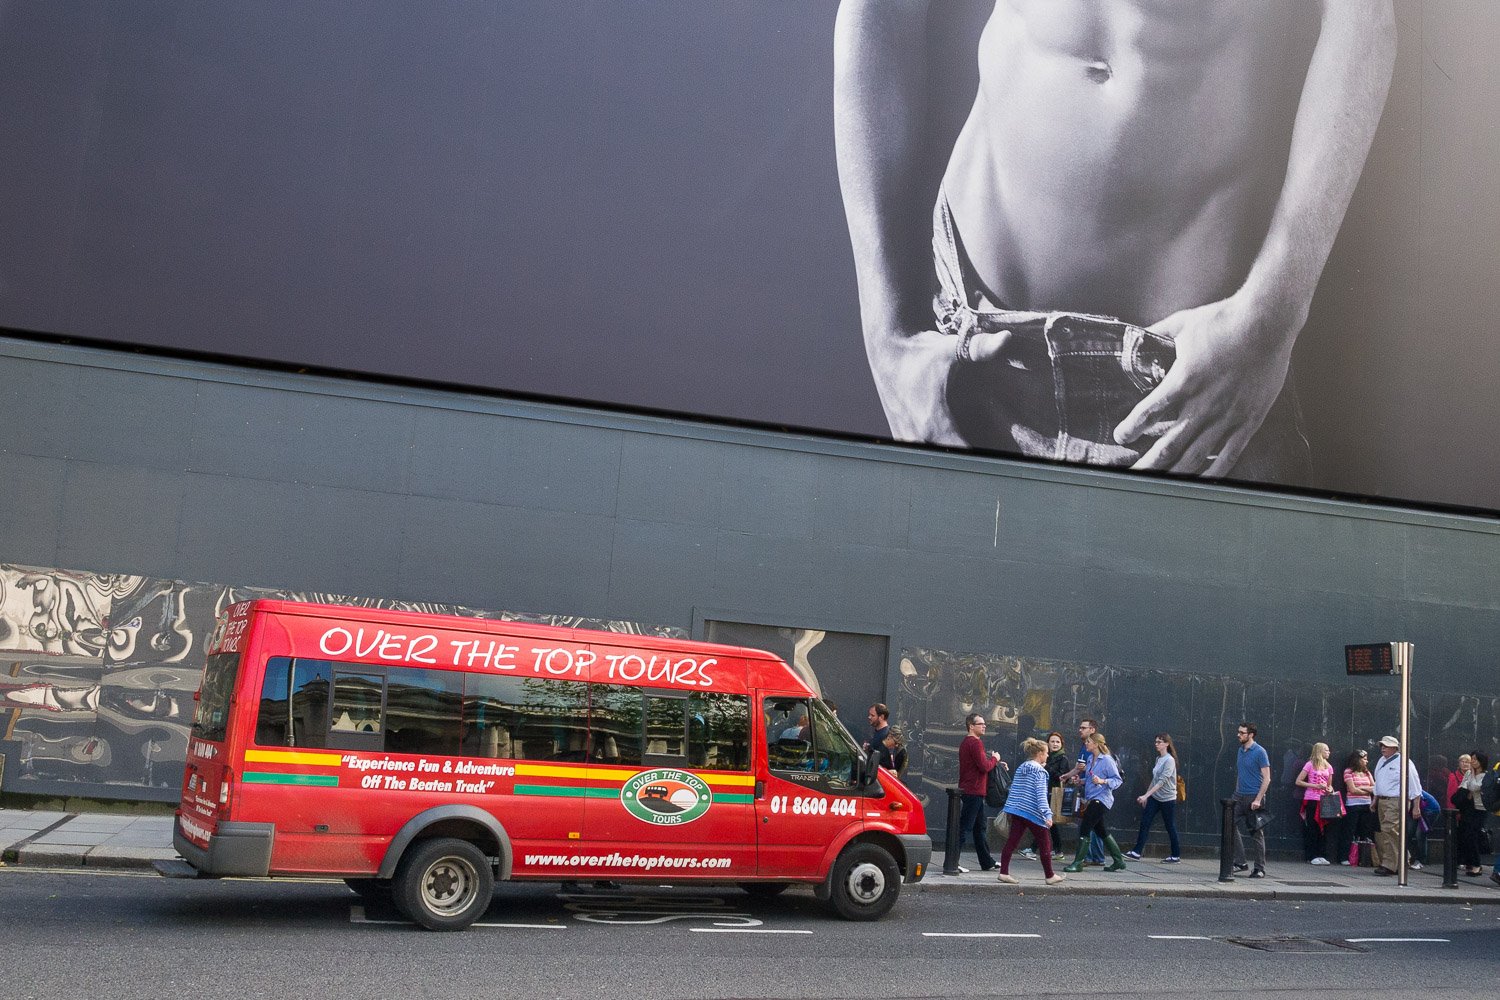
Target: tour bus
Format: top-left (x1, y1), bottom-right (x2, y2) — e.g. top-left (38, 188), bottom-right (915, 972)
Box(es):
top-left (171, 600), bottom-right (930, 930)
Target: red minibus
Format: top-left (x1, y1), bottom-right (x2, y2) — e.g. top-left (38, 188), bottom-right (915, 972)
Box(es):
top-left (171, 601), bottom-right (929, 929)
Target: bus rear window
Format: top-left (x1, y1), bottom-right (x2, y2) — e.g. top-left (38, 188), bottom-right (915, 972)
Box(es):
top-left (191, 652), bottom-right (242, 742)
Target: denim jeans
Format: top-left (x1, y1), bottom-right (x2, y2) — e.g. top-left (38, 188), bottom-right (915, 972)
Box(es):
top-left (958, 792), bottom-right (995, 870)
top-left (1133, 797), bottom-right (1181, 857)
top-left (931, 192), bottom-right (1311, 484)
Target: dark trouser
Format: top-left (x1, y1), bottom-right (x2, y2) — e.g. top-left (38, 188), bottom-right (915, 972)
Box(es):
top-left (1457, 809), bottom-right (1485, 868)
top-left (1078, 800), bottom-right (1113, 843)
top-left (1336, 802), bottom-right (1377, 862)
top-left (1300, 801), bottom-right (1331, 861)
top-left (958, 793), bottom-right (995, 870)
top-left (931, 193), bottom-right (1311, 482)
top-left (1000, 818), bottom-right (1055, 878)
top-left (1133, 798), bottom-right (1181, 857)
top-left (1232, 793), bottom-right (1267, 869)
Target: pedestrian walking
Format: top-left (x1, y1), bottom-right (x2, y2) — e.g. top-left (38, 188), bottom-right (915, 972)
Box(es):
top-left (1339, 749), bottom-right (1376, 866)
top-left (1231, 722), bottom-right (1271, 879)
top-left (995, 737), bottom-right (1065, 885)
top-left (1063, 732), bottom-right (1126, 873)
top-left (1295, 742), bottom-right (1337, 864)
top-left (956, 712), bottom-right (1001, 874)
top-left (1018, 731), bottom-right (1070, 861)
top-left (1061, 718), bottom-right (1108, 865)
top-left (883, 726), bottom-right (909, 777)
top-left (1125, 733), bottom-right (1182, 862)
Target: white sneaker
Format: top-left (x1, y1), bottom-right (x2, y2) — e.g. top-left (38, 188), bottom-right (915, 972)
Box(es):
top-left (1408, 861), bottom-right (1423, 870)
top-left (1310, 857), bottom-right (1330, 865)
top-left (1018, 848), bottom-right (1038, 861)
top-left (1340, 860), bottom-right (1352, 866)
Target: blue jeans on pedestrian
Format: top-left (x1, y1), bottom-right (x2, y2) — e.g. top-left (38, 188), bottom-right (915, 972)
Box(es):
top-left (930, 191), bottom-right (1311, 484)
top-left (959, 792), bottom-right (996, 870)
top-left (1133, 797), bottom-right (1181, 857)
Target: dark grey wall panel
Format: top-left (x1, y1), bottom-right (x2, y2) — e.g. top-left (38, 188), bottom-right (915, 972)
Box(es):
top-left (3, 335), bottom-right (1497, 719)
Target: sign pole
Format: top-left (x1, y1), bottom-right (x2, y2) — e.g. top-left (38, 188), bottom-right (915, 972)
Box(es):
top-left (1395, 641), bottom-right (1413, 888)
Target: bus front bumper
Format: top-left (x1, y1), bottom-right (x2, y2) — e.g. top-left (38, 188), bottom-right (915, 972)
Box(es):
top-left (899, 834), bottom-right (932, 882)
top-left (173, 816), bottom-right (274, 877)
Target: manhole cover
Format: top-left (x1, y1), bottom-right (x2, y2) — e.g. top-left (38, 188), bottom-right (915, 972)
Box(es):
top-left (1224, 936), bottom-right (1367, 954)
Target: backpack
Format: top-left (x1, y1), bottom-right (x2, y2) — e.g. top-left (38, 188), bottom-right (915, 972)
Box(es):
top-left (1482, 762), bottom-right (1500, 814)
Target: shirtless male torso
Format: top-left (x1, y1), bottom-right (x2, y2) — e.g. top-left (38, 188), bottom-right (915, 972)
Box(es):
top-left (835, 0), bottom-right (1395, 481)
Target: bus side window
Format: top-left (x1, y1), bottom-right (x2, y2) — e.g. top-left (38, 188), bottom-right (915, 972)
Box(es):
top-left (255, 657), bottom-right (332, 749)
top-left (326, 671), bottom-right (385, 751)
top-left (688, 692), bottom-right (750, 770)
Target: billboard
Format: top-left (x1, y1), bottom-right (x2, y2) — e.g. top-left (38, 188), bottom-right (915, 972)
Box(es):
top-left (1, 2), bottom-right (1496, 513)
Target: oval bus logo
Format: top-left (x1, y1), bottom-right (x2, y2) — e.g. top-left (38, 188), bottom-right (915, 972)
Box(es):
top-left (621, 768), bottom-right (712, 826)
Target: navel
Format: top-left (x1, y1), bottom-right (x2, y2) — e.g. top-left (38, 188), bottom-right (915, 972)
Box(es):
top-left (1083, 59), bottom-right (1113, 84)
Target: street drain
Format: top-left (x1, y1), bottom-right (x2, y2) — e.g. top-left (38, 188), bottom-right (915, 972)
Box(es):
top-left (1224, 936), bottom-right (1367, 954)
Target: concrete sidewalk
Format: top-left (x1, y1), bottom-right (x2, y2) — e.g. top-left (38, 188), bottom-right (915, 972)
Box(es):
top-left (912, 846), bottom-right (1500, 905)
top-left (4, 807), bottom-right (1498, 904)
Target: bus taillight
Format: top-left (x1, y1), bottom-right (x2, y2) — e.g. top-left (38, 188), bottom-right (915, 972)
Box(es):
top-left (218, 771), bottom-right (233, 815)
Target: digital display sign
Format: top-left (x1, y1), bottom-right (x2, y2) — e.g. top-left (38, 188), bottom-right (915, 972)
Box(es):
top-left (1345, 643), bottom-right (1395, 676)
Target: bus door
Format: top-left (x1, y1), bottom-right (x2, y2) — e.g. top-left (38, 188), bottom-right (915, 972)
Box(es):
top-left (755, 696), bottom-right (865, 877)
top-left (580, 686), bottom-right (757, 878)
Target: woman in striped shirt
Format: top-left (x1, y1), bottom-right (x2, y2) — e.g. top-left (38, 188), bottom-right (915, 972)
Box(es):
top-left (995, 738), bottom-right (1065, 885)
top-left (1064, 732), bottom-right (1126, 873)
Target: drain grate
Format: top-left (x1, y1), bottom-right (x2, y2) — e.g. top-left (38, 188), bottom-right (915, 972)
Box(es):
top-left (1224, 936), bottom-right (1367, 954)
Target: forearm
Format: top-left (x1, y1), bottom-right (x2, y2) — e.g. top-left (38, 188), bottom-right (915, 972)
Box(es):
top-left (1238, 0), bottom-right (1396, 329)
top-left (833, 0), bottom-right (938, 364)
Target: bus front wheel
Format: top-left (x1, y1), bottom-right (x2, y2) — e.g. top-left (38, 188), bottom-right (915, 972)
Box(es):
top-left (827, 843), bottom-right (899, 921)
top-left (393, 838), bottom-right (494, 931)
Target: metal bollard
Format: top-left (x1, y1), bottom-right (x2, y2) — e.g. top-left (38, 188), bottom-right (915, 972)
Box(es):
top-left (1218, 797), bottom-right (1237, 883)
top-left (1442, 808), bottom-right (1459, 888)
top-left (942, 787), bottom-right (963, 875)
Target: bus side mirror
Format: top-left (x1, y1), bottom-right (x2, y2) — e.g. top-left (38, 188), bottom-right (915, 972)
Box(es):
top-left (859, 746), bottom-right (882, 787)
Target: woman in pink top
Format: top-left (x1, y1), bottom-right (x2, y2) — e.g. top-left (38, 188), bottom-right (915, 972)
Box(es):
top-left (1295, 742), bottom-right (1336, 864)
top-left (1339, 749), bottom-right (1377, 865)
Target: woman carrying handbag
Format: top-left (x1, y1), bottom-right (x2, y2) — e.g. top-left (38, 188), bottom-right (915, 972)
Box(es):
top-left (1295, 742), bottom-right (1339, 864)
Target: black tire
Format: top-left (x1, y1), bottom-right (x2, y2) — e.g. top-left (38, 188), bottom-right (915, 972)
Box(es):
top-left (343, 877), bottom-right (393, 904)
top-left (826, 843), bottom-right (900, 921)
top-left (738, 881), bottom-right (792, 898)
top-left (392, 838), bottom-right (494, 931)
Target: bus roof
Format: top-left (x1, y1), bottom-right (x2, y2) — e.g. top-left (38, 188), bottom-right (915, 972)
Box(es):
top-left (228, 599), bottom-right (816, 697)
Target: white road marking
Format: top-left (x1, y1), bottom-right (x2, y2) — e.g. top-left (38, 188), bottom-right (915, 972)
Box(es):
top-left (1344, 937), bottom-right (1450, 943)
top-left (923, 932), bottom-right (1041, 938)
top-left (690, 928), bottom-right (814, 934)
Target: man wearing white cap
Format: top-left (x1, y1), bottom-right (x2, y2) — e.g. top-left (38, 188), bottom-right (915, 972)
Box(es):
top-left (1369, 735), bottom-right (1422, 876)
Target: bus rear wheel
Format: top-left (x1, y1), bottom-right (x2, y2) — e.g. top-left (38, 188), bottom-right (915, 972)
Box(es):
top-left (827, 843), bottom-right (899, 921)
top-left (393, 838), bottom-right (494, 931)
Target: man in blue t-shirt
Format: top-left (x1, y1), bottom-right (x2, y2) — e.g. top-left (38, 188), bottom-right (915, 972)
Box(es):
top-left (1232, 721), bottom-right (1272, 878)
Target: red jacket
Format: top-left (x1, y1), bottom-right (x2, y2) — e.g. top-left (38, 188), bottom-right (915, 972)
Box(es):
top-left (958, 733), bottom-right (995, 795)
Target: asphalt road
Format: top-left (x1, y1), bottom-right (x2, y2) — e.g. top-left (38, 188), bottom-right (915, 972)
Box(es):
top-left (1, 867), bottom-right (1493, 1000)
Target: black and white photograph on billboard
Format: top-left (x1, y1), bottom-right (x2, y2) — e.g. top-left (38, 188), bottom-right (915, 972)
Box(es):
top-left (834, 1), bottom-right (1393, 485)
top-left (0, 1), bottom-right (1496, 513)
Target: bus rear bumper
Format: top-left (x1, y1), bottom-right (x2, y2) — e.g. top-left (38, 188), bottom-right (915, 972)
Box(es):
top-left (898, 834), bottom-right (932, 883)
top-left (174, 817), bottom-right (274, 877)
